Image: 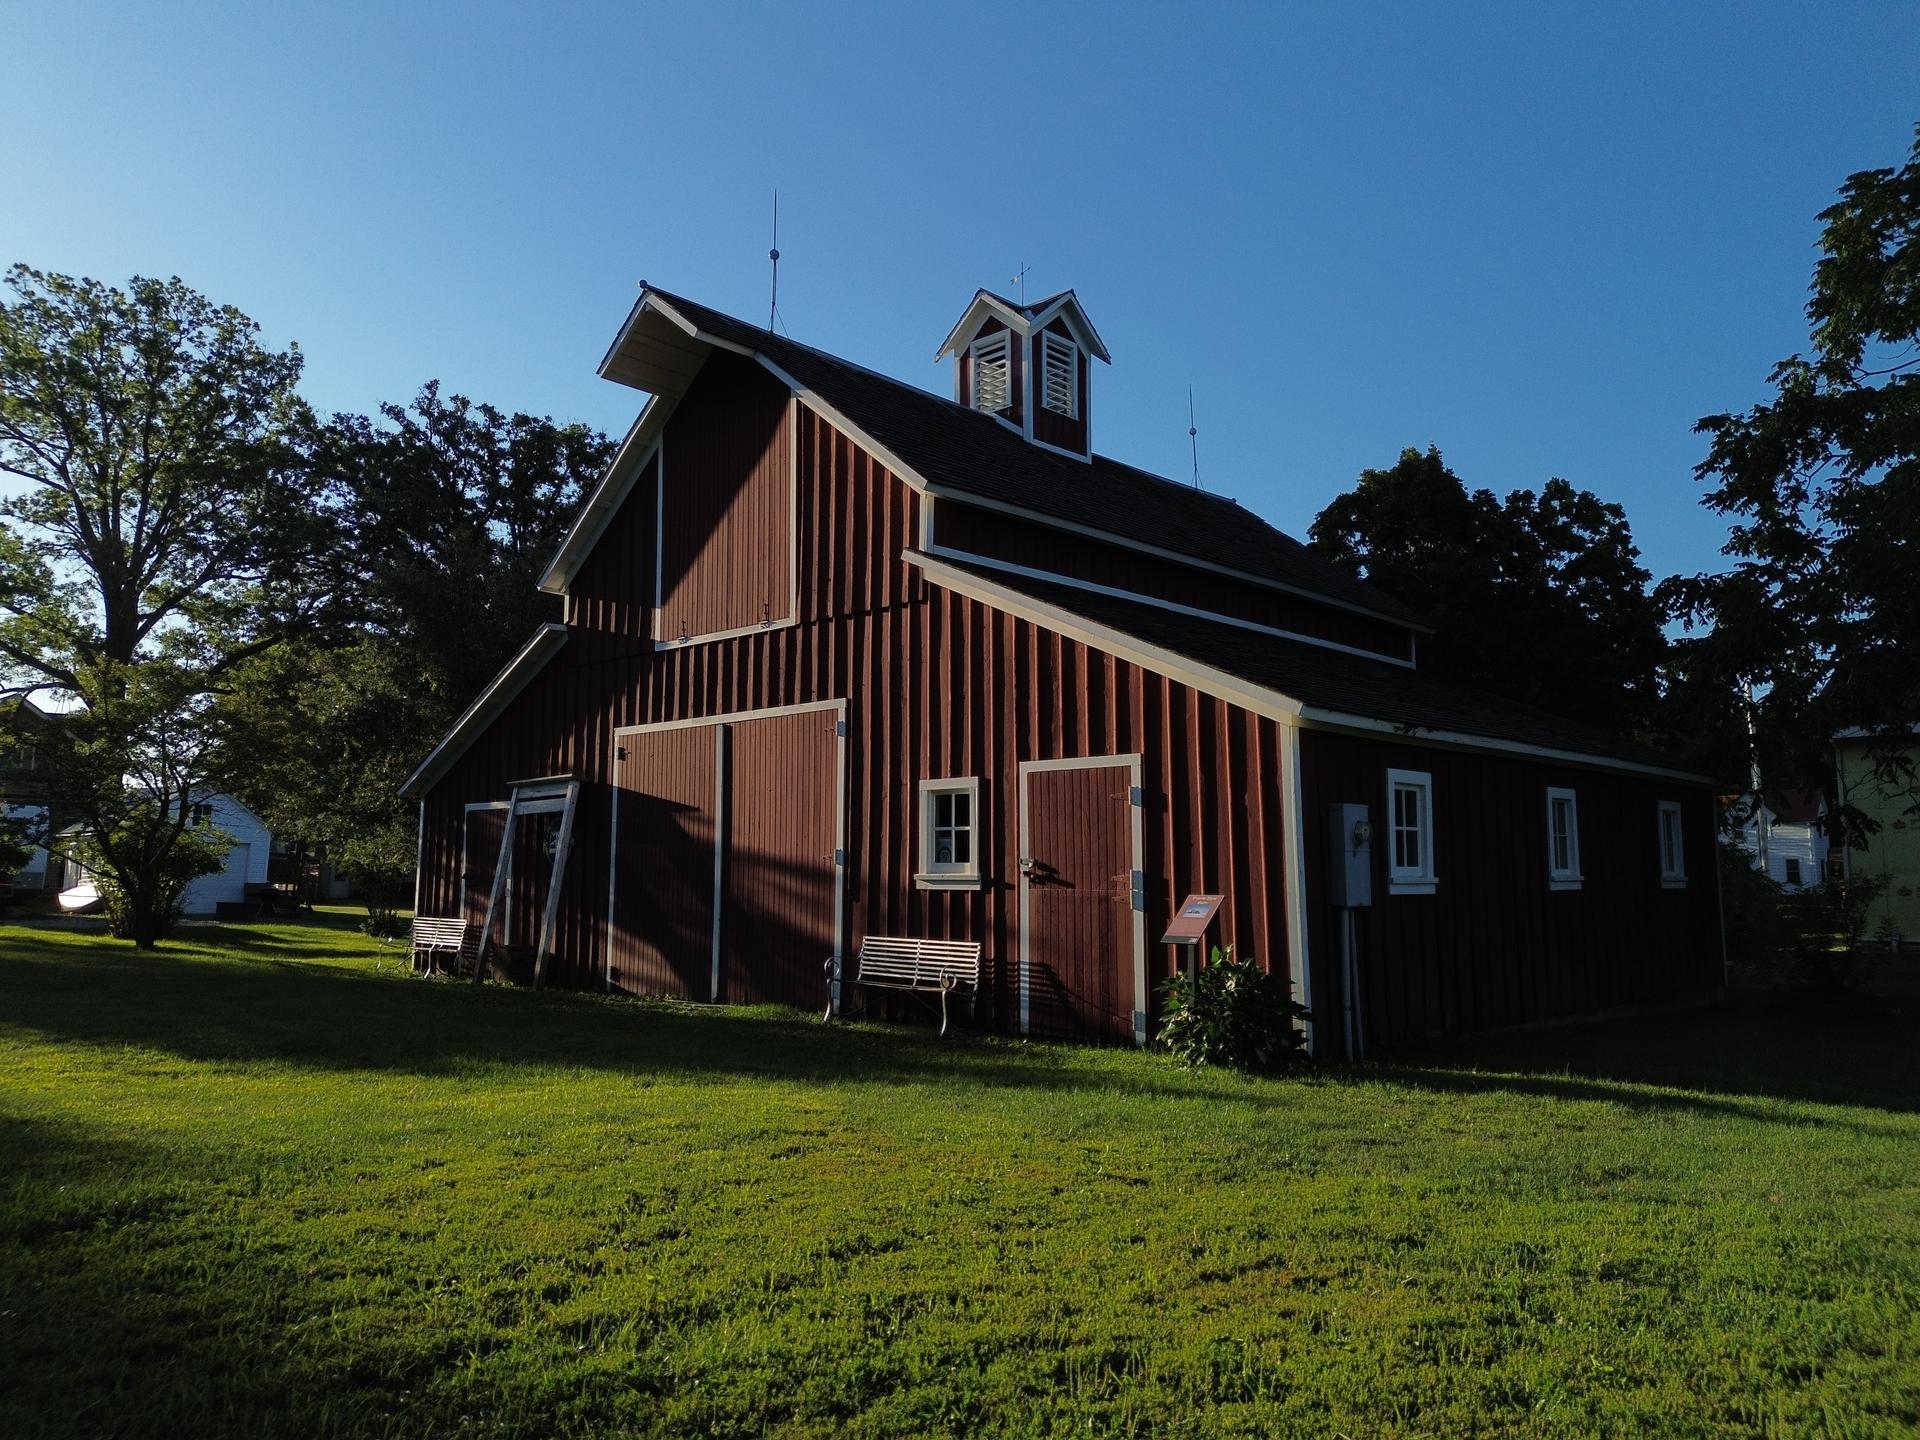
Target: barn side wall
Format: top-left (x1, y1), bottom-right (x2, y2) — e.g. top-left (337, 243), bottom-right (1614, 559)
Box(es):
top-left (419, 397), bottom-right (1295, 1032)
top-left (420, 368), bottom-right (1721, 1044)
top-left (1297, 728), bottom-right (1723, 1053)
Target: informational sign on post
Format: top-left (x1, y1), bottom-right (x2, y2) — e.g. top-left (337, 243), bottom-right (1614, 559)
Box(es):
top-left (1158, 893), bottom-right (1226, 947)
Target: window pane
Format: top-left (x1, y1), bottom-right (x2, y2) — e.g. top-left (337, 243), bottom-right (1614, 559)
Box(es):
top-left (951, 793), bottom-right (970, 828)
top-left (935, 835), bottom-right (955, 864)
top-left (952, 830), bottom-right (970, 865)
top-left (933, 793), bottom-right (952, 828)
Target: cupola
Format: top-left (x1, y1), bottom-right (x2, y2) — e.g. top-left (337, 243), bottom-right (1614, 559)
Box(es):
top-left (935, 288), bottom-right (1110, 461)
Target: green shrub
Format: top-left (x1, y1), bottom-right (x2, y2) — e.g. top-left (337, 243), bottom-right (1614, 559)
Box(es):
top-left (1155, 945), bottom-right (1312, 1072)
top-left (1719, 839), bottom-right (1885, 989)
top-left (76, 814), bottom-right (229, 943)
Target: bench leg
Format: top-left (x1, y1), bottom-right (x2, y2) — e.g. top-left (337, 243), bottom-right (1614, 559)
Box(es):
top-left (939, 979), bottom-right (953, 1038)
top-left (823, 955), bottom-right (837, 1023)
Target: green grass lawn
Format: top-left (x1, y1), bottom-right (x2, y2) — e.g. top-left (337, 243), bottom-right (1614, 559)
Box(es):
top-left (2, 915), bottom-right (1916, 1438)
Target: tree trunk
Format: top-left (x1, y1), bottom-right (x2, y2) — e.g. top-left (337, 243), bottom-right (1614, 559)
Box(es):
top-left (128, 903), bottom-right (162, 950)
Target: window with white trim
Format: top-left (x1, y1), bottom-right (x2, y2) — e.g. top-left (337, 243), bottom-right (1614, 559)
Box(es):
top-left (969, 331), bottom-right (1012, 414)
top-left (1546, 786), bottom-right (1581, 889)
top-left (1387, 768), bottom-right (1436, 894)
top-left (1040, 330), bottom-right (1078, 418)
top-left (1657, 800), bottom-right (1686, 887)
top-left (917, 777), bottom-right (982, 889)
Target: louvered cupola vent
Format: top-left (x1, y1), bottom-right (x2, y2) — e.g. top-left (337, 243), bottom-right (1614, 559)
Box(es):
top-left (970, 330), bottom-right (1012, 413)
top-left (1040, 331), bottom-right (1078, 418)
top-left (936, 287), bottom-right (1111, 463)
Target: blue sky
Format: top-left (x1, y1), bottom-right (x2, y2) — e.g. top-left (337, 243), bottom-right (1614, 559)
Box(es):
top-left (3, 2), bottom-right (1914, 584)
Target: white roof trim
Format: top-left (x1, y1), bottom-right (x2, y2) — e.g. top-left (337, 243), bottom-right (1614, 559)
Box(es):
top-left (399, 624), bottom-right (569, 799)
top-left (559, 288), bottom-right (1419, 633)
top-left (1025, 293), bottom-right (1110, 362)
top-left (934, 289), bottom-right (1111, 363)
top-left (924, 545), bottom-right (1415, 668)
top-left (934, 293), bottom-right (1032, 359)
top-left (539, 396), bottom-right (677, 594)
top-left (908, 552), bottom-right (1711, 783)
top-left (924, 486), bottom-right (1428, 636)
top-left (911, 552), bottom-right (1303, 726)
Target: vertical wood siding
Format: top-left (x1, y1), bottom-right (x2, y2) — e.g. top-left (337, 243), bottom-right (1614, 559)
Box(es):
top-left (610, 724), bottom-right (716, 998)
top-left (656, 353), bottom-right (792, 642)
top-left (1023, 762), bottom-right (1135, 1040)
top-left (1297, 729), bottom-right (1722, 1053)
top-left (419, 357), bottom-right (1717, 1046)
top-left (722, 708), bottom-right (840, 1009)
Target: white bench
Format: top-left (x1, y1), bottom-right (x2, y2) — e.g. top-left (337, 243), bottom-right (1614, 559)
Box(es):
top-left (411, 917), bottom-right (479, 976)
top-left (832, 936), bottom-right (983, 1036)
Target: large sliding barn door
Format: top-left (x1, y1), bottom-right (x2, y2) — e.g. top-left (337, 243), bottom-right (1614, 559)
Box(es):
top-left (461, 805), bottom-right (507, 928)
top-left (1019, 756), bottom-right (1147, 1045)
top-left (721, 709), bottom-right (841, 1008)
top-left (609, 703), bottom-right (844, 1008)
top-left (609, 725), bottom-right (719, 999)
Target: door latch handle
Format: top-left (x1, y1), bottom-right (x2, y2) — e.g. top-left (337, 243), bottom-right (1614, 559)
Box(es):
top-left (1018, 856), bottom-right (1037, 874)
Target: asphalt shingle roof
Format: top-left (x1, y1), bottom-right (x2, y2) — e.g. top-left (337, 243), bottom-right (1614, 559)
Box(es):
top-left (645, 287), bottom-right (1427, 629)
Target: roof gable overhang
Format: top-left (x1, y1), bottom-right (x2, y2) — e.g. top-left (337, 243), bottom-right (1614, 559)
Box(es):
top-left (398, 623), bottom-right (569, 799)
top-left (908, 552), bottom-right (1712, 784)
top-left (934, 289), bottom-right (1111, 363)
top-left (598, 290), bottom-right (715, 395)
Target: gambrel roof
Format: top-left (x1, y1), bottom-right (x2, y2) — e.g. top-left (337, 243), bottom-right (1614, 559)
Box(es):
top-left (550, 286), bottom-right (1426, 631)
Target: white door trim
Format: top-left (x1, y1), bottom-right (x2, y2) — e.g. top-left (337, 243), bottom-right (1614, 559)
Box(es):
top-left (607, 699), bottom-right (849, 1006)
top-left (1017, 753), bottom-right (1147, 1045)
top-left (459, 801), bottom-right (511, 929)
top-left (612, 697), bottom-right (845, 738)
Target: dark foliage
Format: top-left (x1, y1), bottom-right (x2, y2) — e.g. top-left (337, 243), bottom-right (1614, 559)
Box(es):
top-left (1671, 123), bottom-right (1920, 829)
top-left (1155, 946), bottom-right (1312, 1072)
top-left (1309, 447), bottom-right (1670, 744)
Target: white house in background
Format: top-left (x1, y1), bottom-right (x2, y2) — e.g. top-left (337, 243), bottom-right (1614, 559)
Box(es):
top-left (4, 802), bottom-right (51, 891)
top-left (180, 793), bottom-right (273, 913)
top-left (47, 792), bottom-right (274, 915)
top-left (1729, 789), bottom-right (1830, 890)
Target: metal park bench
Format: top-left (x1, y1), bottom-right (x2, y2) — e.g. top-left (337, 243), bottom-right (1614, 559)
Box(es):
top-left (831, 936), bottom-right (983, 1036)
top-left (410, 917), bottom-right (480, 976)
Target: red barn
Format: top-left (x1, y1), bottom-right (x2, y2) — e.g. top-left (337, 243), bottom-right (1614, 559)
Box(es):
top-left (401, 285), bottom-right (1723, 1056)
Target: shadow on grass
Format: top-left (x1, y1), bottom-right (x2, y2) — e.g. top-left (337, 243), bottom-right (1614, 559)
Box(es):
top-left (0, 1111), bottom-right (468, 1440)
top-left (1373, 982), bottom-right (1920, 1120)
top-left (4, 918), bottom-right (1917, 1123)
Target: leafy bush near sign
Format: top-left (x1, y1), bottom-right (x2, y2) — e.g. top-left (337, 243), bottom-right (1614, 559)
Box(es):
top-left (1155, 945), bottom-right (1312, 1072)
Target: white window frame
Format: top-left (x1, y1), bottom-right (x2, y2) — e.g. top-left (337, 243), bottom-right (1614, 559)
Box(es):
top-left (1040, 330), bottom-right (1079, 418)
top-left (916, 777), bottom-right (983, 890)
top-left (968, 331), bottom-right (1012, 415)
top-left (1657, 800), bottom-right (1687, 888)
top-left (1545, 786), bottom-right (1581, 890)
top-left (1386, 768), bottom-right (1436, 895)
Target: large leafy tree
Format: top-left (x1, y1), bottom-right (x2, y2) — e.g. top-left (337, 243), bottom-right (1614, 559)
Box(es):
top-left (1670, 124), bottom-right (1920, 822)
top-left (1310, 447), bottom-right (1669, 739)
top-left (0, 265), bottom-right (329, 945)
top-left (219, 385), bottom-right (610, 915)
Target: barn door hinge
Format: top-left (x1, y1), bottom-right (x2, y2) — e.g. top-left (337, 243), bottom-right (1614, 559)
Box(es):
top-left (1130, 869), bottom-right (1145, 912)
top-left (835, 719), bottom-right (847, 738)
top-left (1129, 785), bottom-right (1144, 807)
